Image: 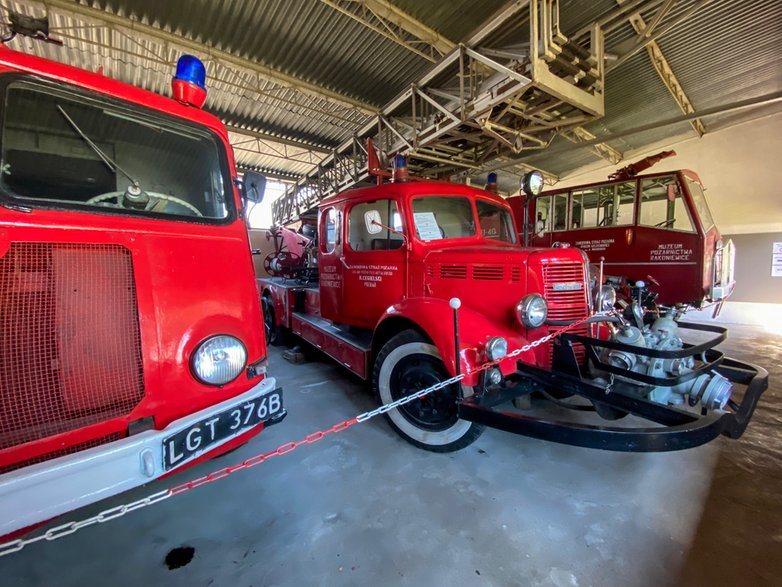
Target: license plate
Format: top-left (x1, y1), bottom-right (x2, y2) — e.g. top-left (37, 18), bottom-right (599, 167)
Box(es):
top-left (162, 388), bottom-right (283, 470)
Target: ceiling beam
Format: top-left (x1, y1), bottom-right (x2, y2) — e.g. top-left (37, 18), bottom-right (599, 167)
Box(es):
top-left (315, 0), bottom-right (580, 175)
top-left (616, 0), bottom-right (706, 136)
top-left (559, 127), bottom-right (623, 164)
top-left (38, 0), bottom-right (376, 114)
top-left (488, 90), bottom-right (782, 171)
top-left (356, 0), bottom-right (454, 55)
top-left (607, 0), bottom-right (713, 74)
top-left (317, 0), bottom-right (451, 62)
top-left (225, 125), bottom-right (332, 154)
top-left (235, 165), bottom-right (299, 183)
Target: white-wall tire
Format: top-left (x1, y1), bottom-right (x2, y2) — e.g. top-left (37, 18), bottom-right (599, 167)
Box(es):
top-left (372, 330), bottom-right (484, 452)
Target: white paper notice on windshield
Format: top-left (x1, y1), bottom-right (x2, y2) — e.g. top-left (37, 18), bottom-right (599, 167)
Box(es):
top-left (413, 212), bottom-right (443, 241)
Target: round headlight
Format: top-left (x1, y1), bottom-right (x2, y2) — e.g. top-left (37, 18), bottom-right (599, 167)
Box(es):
top-left (521, 171), bottom-right (544, 197)
top-left (516, 294), bottom-right (548, 328)
top-left (191, 335), bottom-right (247, 385)
top-left (596, 284), bottom-right (617, 312)
top-left (487, 367), bottom-right (503, 386)
top-left (485, 336), bottom-right (508, 361)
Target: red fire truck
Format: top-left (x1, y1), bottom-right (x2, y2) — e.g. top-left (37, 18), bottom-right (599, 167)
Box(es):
top-left (506, 153), bottom-right (736, 311)
top-left (259, 156), bottom-right (766, 453)
top-left (0, 46), bottom-right (284, 537)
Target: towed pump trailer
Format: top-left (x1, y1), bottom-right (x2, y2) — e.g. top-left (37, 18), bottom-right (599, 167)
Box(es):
top-left (456, 313), bottom-right (767, 452)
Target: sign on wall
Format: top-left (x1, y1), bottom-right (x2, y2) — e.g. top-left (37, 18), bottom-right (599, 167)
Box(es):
top-left (772, 242), bottom-right (782, 277)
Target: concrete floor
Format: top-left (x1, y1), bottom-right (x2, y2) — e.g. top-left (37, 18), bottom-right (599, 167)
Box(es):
top-left (1, 324), bottom-right (779, 587)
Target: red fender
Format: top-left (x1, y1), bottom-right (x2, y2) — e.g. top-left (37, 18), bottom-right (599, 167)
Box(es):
top-left (375, 297), bottom-right (538, 387)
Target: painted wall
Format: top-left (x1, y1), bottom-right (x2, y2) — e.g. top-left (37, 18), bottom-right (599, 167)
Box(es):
top-left (556, 112), bottom-right (782, 235)
top-left (550, 113), bottom-right (782, 318)
top-left (723, 232), bottom-right (782, 304)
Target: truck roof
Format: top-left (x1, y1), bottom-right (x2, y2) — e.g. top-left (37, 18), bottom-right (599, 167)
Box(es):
top-left (537, 169), bottom-right (703, 196)
top-left (319, 179), bottom-right (511, 209)
top-left (0, 44), bottom-right (230, 142)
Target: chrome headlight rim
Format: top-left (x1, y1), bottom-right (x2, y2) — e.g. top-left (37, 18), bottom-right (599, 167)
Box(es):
top-left (596, 284), bottom-right (617, 312)
top-left (190, 334), bottom-right (248, 386)
top-left (485, 336), bottom-right (509, 361)
top-left (516, 294), bottom-right (548, 328)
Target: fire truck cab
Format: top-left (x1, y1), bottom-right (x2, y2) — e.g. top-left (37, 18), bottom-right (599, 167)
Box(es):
top-left (0, 46), bottom-right (284, 537)
top-left (260, 160), bottom-right (766, 455)
top-left (508, 165), bottom-right (736, 309)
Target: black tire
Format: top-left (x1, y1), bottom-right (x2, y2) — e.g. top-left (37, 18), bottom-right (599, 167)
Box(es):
top-left (372, 330), bottom-right (484, 452)
top-left (261, 294), bottom-right (284, 346)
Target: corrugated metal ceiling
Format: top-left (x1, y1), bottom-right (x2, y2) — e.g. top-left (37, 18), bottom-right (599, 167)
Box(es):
top-left (1, 0), bottom-right (780, 182)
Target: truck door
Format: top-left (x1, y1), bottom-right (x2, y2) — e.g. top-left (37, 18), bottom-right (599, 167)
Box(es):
top-left (317, 206), bottom-right (342, 322)
top-left (634, 174), bottom-right (702, 305)
top-left (341, 197), bottom-right (406, 328)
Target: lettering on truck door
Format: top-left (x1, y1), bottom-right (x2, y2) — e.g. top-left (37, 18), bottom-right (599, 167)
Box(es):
top-left (341, 197), bottom-right (405, 326)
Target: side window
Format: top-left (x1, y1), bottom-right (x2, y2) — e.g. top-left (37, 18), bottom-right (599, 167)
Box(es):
top-left (571, 188), bottom-right (598, 229)
top-left (639, 176), bottom-right (694, 232)
top-left (475, 200), bottom-right (516, 243)
top-left (347, 199), bottom-right (402, 251)
top-left (684, 176), bottom-right (714, 231)
top-left (321, 208), bottom-right (337, 253)
top-left (534, 196), bottom-right (551, 235)
top-left (571, 181), bottom-right (635, 228)
top-left (552, 193), bottom-right (568, 231)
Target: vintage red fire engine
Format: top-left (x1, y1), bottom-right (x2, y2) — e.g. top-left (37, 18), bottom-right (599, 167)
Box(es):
top-left (0, 46), bottom-right (284, 537)
top-left (260, 154), bottom-right (765, 453)
top-left (506, 151), bottom-right (736, 311)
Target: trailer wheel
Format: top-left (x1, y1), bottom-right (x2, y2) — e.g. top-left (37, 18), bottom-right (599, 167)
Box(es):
top-left (261, 294), bottom-right (283, 346)
top-left (373, 330), bottom-right (484, 452)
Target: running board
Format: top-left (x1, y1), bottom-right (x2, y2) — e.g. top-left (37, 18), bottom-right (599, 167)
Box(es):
top-left (291, 312), bottom-right (371, 379)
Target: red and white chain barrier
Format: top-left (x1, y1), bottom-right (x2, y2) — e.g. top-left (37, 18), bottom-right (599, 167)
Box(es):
top-left (0, 317), bottom-right (592, 557)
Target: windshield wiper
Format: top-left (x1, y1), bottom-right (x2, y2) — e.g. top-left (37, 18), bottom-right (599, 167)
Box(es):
top-left (56, 105), bottom-right (139, 188)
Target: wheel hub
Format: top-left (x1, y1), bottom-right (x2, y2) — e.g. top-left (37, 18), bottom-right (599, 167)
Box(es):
top-left (390, 354), bottom-right (458, 431)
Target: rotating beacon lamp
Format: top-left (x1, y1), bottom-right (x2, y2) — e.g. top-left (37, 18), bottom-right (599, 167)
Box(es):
top-left (172, 55), bottom-right (207, 108)
top-left (392, 154), bottom-right (409, 182)
top-left (485, 172), bottom-right (499, 194)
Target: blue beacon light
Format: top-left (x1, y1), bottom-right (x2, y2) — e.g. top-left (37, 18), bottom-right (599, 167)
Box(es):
top-left (172, 55), bottom-right (207, 108)
top-left (392, 153), bottom-right (409, 182)
top-left (485, 171), bottom-right (499, 193)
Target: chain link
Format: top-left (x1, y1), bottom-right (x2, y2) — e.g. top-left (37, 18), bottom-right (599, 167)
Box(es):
top-left (0, 315), bottom-right (594, 558)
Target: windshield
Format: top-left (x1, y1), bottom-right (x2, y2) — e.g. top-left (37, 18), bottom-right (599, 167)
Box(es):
top-left (0, 79), bottom-right (232, 221)
top-left (684, 176), bottom-right (715, 230)
top-left (412, 196), bottom-right (476, 241)
top-left (411, 195), bottom-right (516, 243)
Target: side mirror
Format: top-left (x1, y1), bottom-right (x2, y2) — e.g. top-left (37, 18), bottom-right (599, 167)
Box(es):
top-left (241, 171), bottom-right (267, 204)
top-left (364, 210), bottom-right (383, 234)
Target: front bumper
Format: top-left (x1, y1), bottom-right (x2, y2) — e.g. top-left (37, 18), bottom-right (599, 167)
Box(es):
top-left (0, 377), bottom-right (281, 536)
top-left (457, 324), bottom-right (768, 452)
